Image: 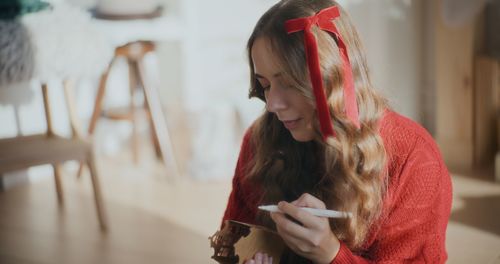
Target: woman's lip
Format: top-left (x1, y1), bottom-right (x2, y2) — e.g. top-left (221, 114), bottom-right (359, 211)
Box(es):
top-left (282, 118), bottom-right (301, 130)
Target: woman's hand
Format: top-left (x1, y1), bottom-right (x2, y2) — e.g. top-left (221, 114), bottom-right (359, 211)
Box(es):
top-left (270, 193), bottom-right (340, 264)
top-left (243, 252), bottom-right (273, 264)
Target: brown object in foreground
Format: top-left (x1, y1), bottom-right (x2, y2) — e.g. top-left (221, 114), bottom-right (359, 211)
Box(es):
top-left (210, 220), bottom-right (285, 264)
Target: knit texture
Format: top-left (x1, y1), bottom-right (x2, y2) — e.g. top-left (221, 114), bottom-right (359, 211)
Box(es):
top-left (0, 20), bottom-right (34, 87)
top-left (222, 110), bottom-right (452, 263)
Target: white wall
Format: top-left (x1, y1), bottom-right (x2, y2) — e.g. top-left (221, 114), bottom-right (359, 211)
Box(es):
top-left (341, 0), bottom-right (424, 121)
top-left (154, 0), bottom-right (425, 129)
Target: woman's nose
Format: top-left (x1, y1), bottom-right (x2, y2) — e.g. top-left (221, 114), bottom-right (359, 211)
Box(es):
top-left (265, 86), bottom-right (288, 113)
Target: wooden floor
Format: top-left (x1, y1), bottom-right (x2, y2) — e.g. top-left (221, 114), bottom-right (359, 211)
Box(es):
top-left (447, 173), bottom-right (500, 264)
top-left (1, 109), bottom-right (500, 263)
top-left (0, 156), bottom-right (231, 264)
top-left (2, 159), bottom-right (500, 264)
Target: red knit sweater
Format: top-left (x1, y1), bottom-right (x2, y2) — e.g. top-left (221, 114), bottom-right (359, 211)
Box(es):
top-left (222, 110), bottom-right (452, 263)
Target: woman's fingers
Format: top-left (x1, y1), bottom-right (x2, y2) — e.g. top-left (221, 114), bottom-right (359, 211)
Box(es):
top-left (278, 230), bottom-right (313, 254)
top-left (262, 253), bottom-right (272, 264)
top-left (277, 201), bottom-right (323, 229)
top-left (254, 252), bottom-right (263, 262)
top-left (272, 211), bottom-right (327, 254)
top-left (291, 193), bottom-right (326, 209)
top-left (271, 194), bottom-right (337, 262)
top-left (270, 211), bottom-right (310, 238)
top-left (245, 252), bottom-right (273, 264)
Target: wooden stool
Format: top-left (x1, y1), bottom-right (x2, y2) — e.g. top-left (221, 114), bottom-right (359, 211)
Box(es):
top-left (78, 41), bottom-right (180, 178)
top-left (0, 81), bottom-right (108, 231)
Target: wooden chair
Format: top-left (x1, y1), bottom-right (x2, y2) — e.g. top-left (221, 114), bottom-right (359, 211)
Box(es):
top-left (77, 41), bottom-right (180, 178)
top-left (0, 81), bottom-right (108, 231)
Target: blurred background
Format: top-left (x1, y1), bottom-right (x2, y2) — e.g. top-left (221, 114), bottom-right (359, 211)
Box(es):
top-left (0, 0), bottom-right (499, 263)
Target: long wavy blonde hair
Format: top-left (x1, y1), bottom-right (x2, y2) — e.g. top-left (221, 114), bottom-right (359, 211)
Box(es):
top-left (246, 0), bottom-right (389, 251)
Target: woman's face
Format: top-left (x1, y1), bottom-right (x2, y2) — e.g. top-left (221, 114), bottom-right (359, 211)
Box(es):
top-left (251, 37), bottom-right (316, 142)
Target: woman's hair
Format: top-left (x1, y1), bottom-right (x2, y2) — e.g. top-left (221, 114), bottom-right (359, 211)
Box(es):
top-left (246, 0), bottom-right (389, 250)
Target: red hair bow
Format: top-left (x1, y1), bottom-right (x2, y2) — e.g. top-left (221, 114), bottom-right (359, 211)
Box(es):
top-left (285, 5), bottom-right (360, 140)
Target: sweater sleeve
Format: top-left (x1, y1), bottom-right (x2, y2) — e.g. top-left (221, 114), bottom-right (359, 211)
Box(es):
top-left (221, 128), bottom-right (257, 226)
top-left (331, 138), bottom-right (452, 263)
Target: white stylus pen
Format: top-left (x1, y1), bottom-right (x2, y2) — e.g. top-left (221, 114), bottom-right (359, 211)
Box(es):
top-left (258, 205), bottom-right (352, 218)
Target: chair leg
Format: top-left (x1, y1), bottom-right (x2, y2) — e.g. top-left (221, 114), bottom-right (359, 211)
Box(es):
top-left (53, 164), bottom-right (64, 205)
top-left (77, 68), bottom-right (112, 178)
top-left (149, 114), bottom-right (162, 159)
top-left (76, 160), bottom-right (86, 178)
top-left (86, 153), bottom-right (108, 231)
top-left (142, 81), bottom-right (162, 159)
top-left (128, 59), bottom-right (139, 164)
top-left (137, 58), bottom-right (181, 179)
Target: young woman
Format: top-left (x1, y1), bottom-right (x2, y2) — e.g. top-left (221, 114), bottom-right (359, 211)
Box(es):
top-left (222, 0), bottom-right (452, 263)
